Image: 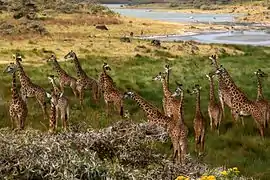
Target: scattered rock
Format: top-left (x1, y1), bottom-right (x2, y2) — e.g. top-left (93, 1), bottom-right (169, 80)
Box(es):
top-left (95, 24), bottom-right (108, 30)
top-left (151, 39), bottom-right (161, 47)
top-left (120, 36), bottom-right (131, 43)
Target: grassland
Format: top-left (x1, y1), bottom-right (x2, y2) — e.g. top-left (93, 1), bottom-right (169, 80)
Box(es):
top-left (1, 6), bottom-right (270, 180)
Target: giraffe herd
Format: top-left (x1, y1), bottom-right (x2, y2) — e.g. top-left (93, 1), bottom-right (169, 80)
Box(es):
top-left (2, 51), bottom-right (270, 164)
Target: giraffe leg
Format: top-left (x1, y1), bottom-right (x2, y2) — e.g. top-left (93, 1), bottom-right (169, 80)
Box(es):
top-left (200, 133), bottom-right (205, 156)
top-left (60, 109), bottom-right (66, 132)
top-left (37, 98), bottom-right (47, 121)
top-left (70, 81), bottom-right (78, 98)
top-left (66, 105), bottom-right (70, 131)
top-left (77, 86), bottom-right (84, 107)
top-left (218, 92), bottom-right (225, 117)
top-left (209, 112), bottom-right (213, 131)
top-left (56, 107), bottom-right (59, 129)
top-left (172, 140), bottom-right (178, 163)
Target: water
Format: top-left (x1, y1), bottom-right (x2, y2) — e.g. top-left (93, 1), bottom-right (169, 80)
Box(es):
top-left (143, 31), bottom-right (270, 46)
top-left (104, 4), bottom-right (270, 46)
top-left (105, 4), bottom-right (237, 23)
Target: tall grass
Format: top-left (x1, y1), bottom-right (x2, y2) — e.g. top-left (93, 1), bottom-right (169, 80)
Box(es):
top-left (1, 45), bottom-right (270, 179)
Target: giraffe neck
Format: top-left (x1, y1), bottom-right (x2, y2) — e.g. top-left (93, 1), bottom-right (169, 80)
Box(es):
top-left (16, 60), bottom-right (29, 84)
top-left (221, 69), bottom-right (240, 93)
top-left (209, 77), bottom-right (216, 102)
top-left (49, 101), bottom-right (56, 130)
top-left (162, 78), bottom-right (171, 98)
top-left (50, 79), bottom-right (61, 94)
top-left (11, 72), bottom-right (19, 101)
top-left (131, 93), bottom-right (158, 116)
top-left (166, 70), bottom-right (170, 89)
top-left (256, 76), bottom-right (264, 100)
top-left (195, 91), bottom-right (201, 115)
top-left (179, 91), bottom-right (184, 123)
top-left (73, 55), bottom-right (86, 78)
top-left (52, 60), bottom-right (65, 76)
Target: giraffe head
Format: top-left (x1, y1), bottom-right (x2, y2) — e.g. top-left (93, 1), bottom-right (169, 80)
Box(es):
top-left (47, 74), bottom-right (56, 84)
top-left (64, 50), bottom-right (76, 62)
top-left (172, 81), bottom-right (183, 97)
top-left (123, 89), bottom-right (135, 99)
top-left (46, 88), bottom-right (62, 106)
top-left (46, 54), bottom-right (57, 63)
top-left (205, 71), bottom-right (216, 81)
top-left (254, 69), bottom-right (267, 78)
top-left (215, 65), bottom-right (226, 76)
top-left (163, 64), bottom-right (172, 75)
top-left (152, 72), bottom-right (166, 81)
top-left (188, 84), bottom-right (201, 95)
top-left (103, 62), bottom-right (111, 71)
top-left (3, 63), bottom-right (18, 74)
top-left (209, 54), bottom-right (218, 66)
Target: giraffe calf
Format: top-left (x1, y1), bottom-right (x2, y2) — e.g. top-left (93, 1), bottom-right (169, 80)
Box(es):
top-left (206, 72), bottom-right (223, 134)
top-left (47, 76), bottom-right (70, 131)
top-left (189, 85), bottom-right (206, 156)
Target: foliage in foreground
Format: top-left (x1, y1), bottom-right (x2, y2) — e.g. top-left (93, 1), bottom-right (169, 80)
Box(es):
top-left (0, 121), bottom-right (207, 179)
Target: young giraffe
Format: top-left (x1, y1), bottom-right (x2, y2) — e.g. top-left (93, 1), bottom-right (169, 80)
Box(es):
top-left (170, 82), bottom-right (189, 164)
top-left (64, 50), bottom-right (100, 106)
top-left (98, 62), bottom-right (114, 94)
top-left (152, 72), bottom-right (180, 120)
top-left (47, 54), bottom-right (78, 97)
top-left (3, 63), bottom-right (28, 130)
top-left (215, 65), bottom-right (266, 137)
top-left (161, 64), bottom-right (172, 115)
top-left (46, 88), bottom-right (58, 133)
top-left (47, 75), bottom-right (70, 131)
top-left (206, 72), bottom-right (223, 134)
top-left (254, 69), bottom-right (270, 128)
top-left (13, 54), bottom-right (48, 121)
top-left (189, 85), bottom-right (206, 156)
top-left (99, 63), bottom-right (124, 117)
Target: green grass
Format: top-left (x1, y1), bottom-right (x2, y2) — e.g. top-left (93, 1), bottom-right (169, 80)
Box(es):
top-left (1, 45), bottom-right (270, 179)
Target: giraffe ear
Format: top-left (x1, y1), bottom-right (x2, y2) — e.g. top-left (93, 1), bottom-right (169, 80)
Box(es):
top-left (59, 92), bottom-right (64, 98)
top-left (46, 92), bottom-right (51, 98)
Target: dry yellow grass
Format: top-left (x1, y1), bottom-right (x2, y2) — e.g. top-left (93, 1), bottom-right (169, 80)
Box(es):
top-left (0, 12), bottom-right (243, 64)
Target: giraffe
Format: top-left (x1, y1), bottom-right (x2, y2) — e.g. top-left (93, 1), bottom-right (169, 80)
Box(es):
top-left (215, 65), bottom-right (266, 137)
top-left (47, 54), bottom-right (78, 97)
top-left (170, 82), bottom-right (189, 164)
top-left (189, 85), bottom-right (206, 156)
top-left (254, 69), bottom-right (270, 128)
top-left (3, 63), bottom-right (28, 130)
top-left (152, 72), bottom-right (181, 120)
top-left (47, 75), bottom-right (70, 131)
top-left (123, 90), bottom-right (187, 164)
top-left (46, 88), bottom-right (58, 133)
top-left (98, 62), bottom-right (114, 94)
top-left (206, 72), bottom-right (223, 134)
top-left (13, 54), bottom-right (48, 121)
top-left (64, 50), bottom-right (100, 106)
top-left (209, 55), bottom-right (237, 120)
top-left (99, 63), bottom-right (124, 117)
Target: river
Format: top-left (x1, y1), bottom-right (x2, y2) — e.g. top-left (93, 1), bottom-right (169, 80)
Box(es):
top-left (105, 4), bottom-right (270, 46)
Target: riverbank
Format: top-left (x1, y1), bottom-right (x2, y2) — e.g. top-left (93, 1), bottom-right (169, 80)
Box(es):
top-left (0, 11), bottom-right (241, 64)
top-left (123, 1), bottom-right (270, 24)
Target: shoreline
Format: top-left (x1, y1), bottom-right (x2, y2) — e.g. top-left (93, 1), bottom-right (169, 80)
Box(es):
top-left (119, 1), bottom-right (270, 24)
